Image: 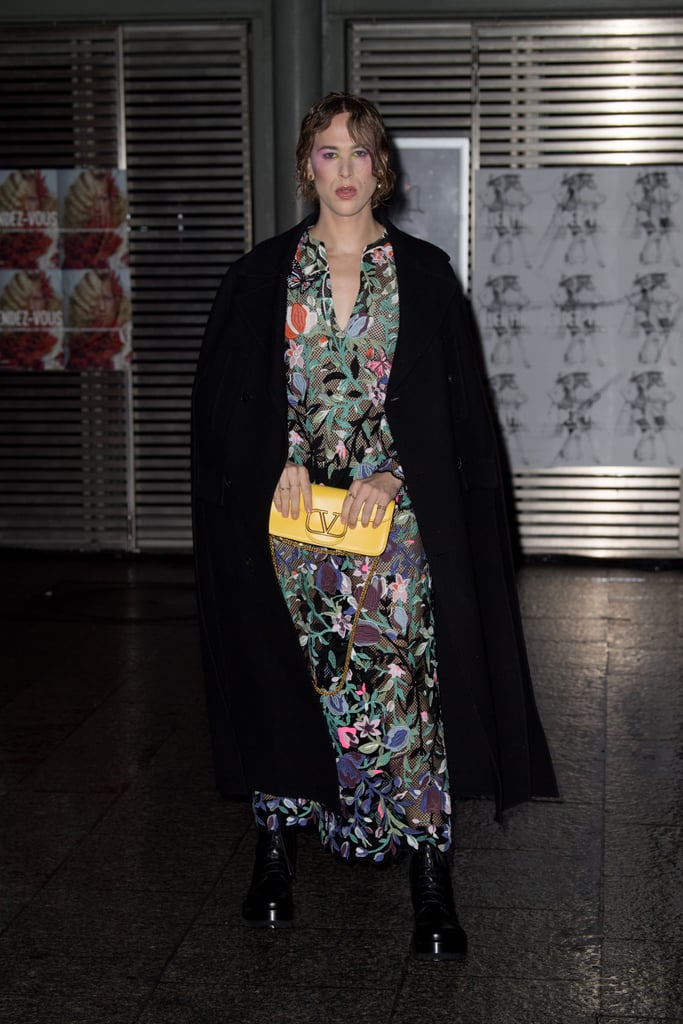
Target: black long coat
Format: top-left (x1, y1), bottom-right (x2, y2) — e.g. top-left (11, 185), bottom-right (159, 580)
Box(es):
top-left (192, 215), bottom-right (558, 818)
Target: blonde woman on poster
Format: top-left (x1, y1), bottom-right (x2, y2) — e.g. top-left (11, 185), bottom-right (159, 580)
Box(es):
top-left (61, 169), bottom-right (128, 269)
top-left (0, 268), bottom-right (63, 369)
top-left (0, 169), bottom-right (59, 269)
top-left (65, 268), bottom-right (131, 370)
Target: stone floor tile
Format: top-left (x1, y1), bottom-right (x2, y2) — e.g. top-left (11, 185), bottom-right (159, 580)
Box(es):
top-left (12, 696), bottom-right (185, 795)
top-left (1, 557), bottom-right (682, 1024)
top-left (137, 984), bottom-right (395, 1024)
top-left (93, 770), bottom-right (252, 839)
top-left (602, 824), bottom-right (683, 943)
top-left (391, 972), bottom-right (599, 1024)
top-left (161, 923), bottom-right (408, 989)
top-left (47, 828), bottom-right (238, 894)
top-left (458, 907), bottom-right (601, 982)
top-left (454, 794), bottom-right (602, 854)
top-left (605, 737), bottom-right (683, 826)
top-left (0, 888), bottom-right (205, 959)
top-left (451, 846), bottom-right (602, 918)
top-left (0, 953), bottom-right (162, 1024)
top-left (600, 939), bottom-right (683, 1017)
top-left (607, 672), bottom-right (683, 740)
top-left (522, 616), bottom-right (608, 645)
top-left (548, 753), bottom-right (605, 807)
top-left (0, 791), bottom-right (116, 922)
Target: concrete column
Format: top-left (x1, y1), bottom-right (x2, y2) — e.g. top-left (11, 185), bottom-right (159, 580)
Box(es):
top-left (272, 0), bottom-right (323, 231)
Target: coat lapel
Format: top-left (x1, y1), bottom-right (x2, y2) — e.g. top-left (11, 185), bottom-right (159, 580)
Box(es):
top-left (384, 221), bottom-right (458, 398)
top-left (231, 221), bottom-right (308, 413)
top-left (224, 215), bottom-right (457, 411)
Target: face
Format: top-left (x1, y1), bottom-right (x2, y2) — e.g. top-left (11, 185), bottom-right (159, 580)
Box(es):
top-left (90, 179), bottom-right (113, 227)
top-left (94, 278), bottom-right (117, 325)
top-left (26, 277), bottom-right (46, 312)
top-left (306, 112), bottom-right (377, 220)
top-left (21, 186), bottom-right (40, 213)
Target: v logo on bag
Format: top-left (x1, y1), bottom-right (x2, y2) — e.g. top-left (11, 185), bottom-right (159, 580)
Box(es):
top-left (306, 508), bottom-right (347, 540)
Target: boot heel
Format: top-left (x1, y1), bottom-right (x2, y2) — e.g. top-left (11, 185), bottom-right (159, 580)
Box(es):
top-left (242, 827), bottom-right (297, 929)
top-left (410, 845), bottom-right (467, 962)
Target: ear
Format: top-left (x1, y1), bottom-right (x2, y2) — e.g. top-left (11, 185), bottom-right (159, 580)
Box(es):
top-left (306, 157), bottom-right (315, 182)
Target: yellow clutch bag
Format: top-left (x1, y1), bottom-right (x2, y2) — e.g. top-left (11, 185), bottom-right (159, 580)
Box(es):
top-left (269, 483), bottom-right (395, 556)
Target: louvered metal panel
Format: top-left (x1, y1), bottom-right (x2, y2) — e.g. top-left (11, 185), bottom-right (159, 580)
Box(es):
top-left (350, 16), bottom-right (683, 558)
top-left (123, 24), bottom-right (251, 549)
top-left (476, 19), bottom-right (683, 167)
top-left (0, 27), bottom-right (128, 548)
top-left (349, 22), bottom-right (474, 134)
top-left (514, 468), bottom-right (682, 556)
top-left (0, 22), bottom-right (250, 552)
top-left (0, 29), bottom-right (120, 167)
top-left (0, 371), bottom-right (129, 547)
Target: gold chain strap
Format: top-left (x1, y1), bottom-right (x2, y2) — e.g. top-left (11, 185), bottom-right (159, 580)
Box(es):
top-left (269, 537), bottom-right (380, 697)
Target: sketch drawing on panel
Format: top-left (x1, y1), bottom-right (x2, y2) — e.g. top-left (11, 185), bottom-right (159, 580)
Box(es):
top-left (478, 274), bottom-right (531, 368)
top-left (542, 172), bottom-right (607, 267)
top-left (479, 173), bottom-right (532, 269)
top-left (626, 169), bottom-right (681, 267)
top-left (618, 371), bottom-right (677, 465)
top-left (623, 272), bottom-right (681, 366)
top-left (547, 371), bottom-right (618, 465)
top-left (552, 274), bottom-right (606, 366)
top-left (488, 373), bottom-right (529, 465)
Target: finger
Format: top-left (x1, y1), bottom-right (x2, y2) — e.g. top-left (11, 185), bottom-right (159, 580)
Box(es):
top-left (350, 488), bottom-right (369, 529)
top-left (277, 479), bottom-right (293, 518)
top-left (300, 474), bottom-right (313, 514)
top-left (360, 495), bottom-right (376, 528)
top-left (372, 501), bottom-right (388, 528)
top-left (289, 482), bottom-right (302, 520)
top-left (340, 487), bottom-right (355, 527)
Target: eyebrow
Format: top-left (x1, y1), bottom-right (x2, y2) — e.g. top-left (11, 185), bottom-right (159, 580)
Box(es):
top-left (314, 143), bottom-right (370, 151)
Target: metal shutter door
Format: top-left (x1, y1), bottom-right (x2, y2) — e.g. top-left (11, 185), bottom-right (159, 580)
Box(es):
top-left (349, 16), bottom-right (683, 558)
top-left (0, 23), bottom-right (251, 551)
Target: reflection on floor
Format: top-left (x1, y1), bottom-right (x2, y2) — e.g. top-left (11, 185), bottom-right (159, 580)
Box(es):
top-left (0, 553), bottom-right (681, 1023)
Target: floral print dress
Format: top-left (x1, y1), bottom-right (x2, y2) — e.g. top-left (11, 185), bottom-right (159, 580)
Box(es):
top-left (253, 230), bottom-right (452, 862)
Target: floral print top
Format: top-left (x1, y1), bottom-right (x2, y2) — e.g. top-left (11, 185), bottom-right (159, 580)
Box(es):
top-left (253, 230), bottom-right (451, 862)
top-left (284, 230), bottom-right (403, 487)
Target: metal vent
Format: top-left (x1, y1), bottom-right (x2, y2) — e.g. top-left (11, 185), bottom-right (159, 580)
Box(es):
top-left (514, 467), bottom-right (683, 556)
top-left (0, 27), bottom-right (126, 549)
top-left (477, 19), bottom-right (683, 167)
top-left (0, 22), bottom-right (250, 551)
top-left (349, 21), bottom-right (474, 134)
top-left (349, 16), bottom-right (683, 558)
top-left (0, 371), bottom-right (129, 548)
top-left (0, 28), bottom-right (120, 167)
top-left (122, 24), bottom-right (251, 549)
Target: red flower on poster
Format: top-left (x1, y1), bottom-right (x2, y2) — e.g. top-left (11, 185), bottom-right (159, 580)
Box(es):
top-left (0, 232), bottom-right (57, 269)
top-left (0, 330), bottom-right (62, 370)
top-left (62, 232), bottom-right (124, 269)
top-left (67, 328), bottom-right (127, 371)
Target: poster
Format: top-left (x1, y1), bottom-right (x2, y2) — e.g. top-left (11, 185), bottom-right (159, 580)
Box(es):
top-left (386, 137), bottom-right (469, 288)
top-left (473, 166), bottom-right (683, 468)
top-left (0, 168), bottom-right (130, 370)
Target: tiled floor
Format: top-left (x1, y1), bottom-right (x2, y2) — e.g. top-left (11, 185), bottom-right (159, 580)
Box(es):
top-left (0, 552), bottom-right (681, 1023)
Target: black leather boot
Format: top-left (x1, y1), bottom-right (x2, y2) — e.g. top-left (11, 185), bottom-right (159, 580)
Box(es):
top-left (242, 826), bottom-right (297, 928)
top-left (410, 844), bottom-right (467, 961)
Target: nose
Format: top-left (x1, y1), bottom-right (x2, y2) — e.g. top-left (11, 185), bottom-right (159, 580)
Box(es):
top-left (338, 157), bottom-right (353, 178)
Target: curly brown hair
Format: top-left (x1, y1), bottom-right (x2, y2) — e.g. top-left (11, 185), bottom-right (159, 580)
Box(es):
top-left (295, 92), bottom-right (395, 207)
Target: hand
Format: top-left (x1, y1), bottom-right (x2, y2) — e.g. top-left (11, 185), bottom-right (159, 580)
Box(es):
top-left (341, 471), bottom-right (402, 529)
top-left (272, 462), bottom-right (312, 520)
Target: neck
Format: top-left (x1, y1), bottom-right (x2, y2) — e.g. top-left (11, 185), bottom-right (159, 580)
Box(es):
top-left (309, 207), bottom-right (382, 255)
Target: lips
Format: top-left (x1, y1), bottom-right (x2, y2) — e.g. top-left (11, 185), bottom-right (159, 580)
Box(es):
top-left (336, 187), bottom-right (357, 199)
